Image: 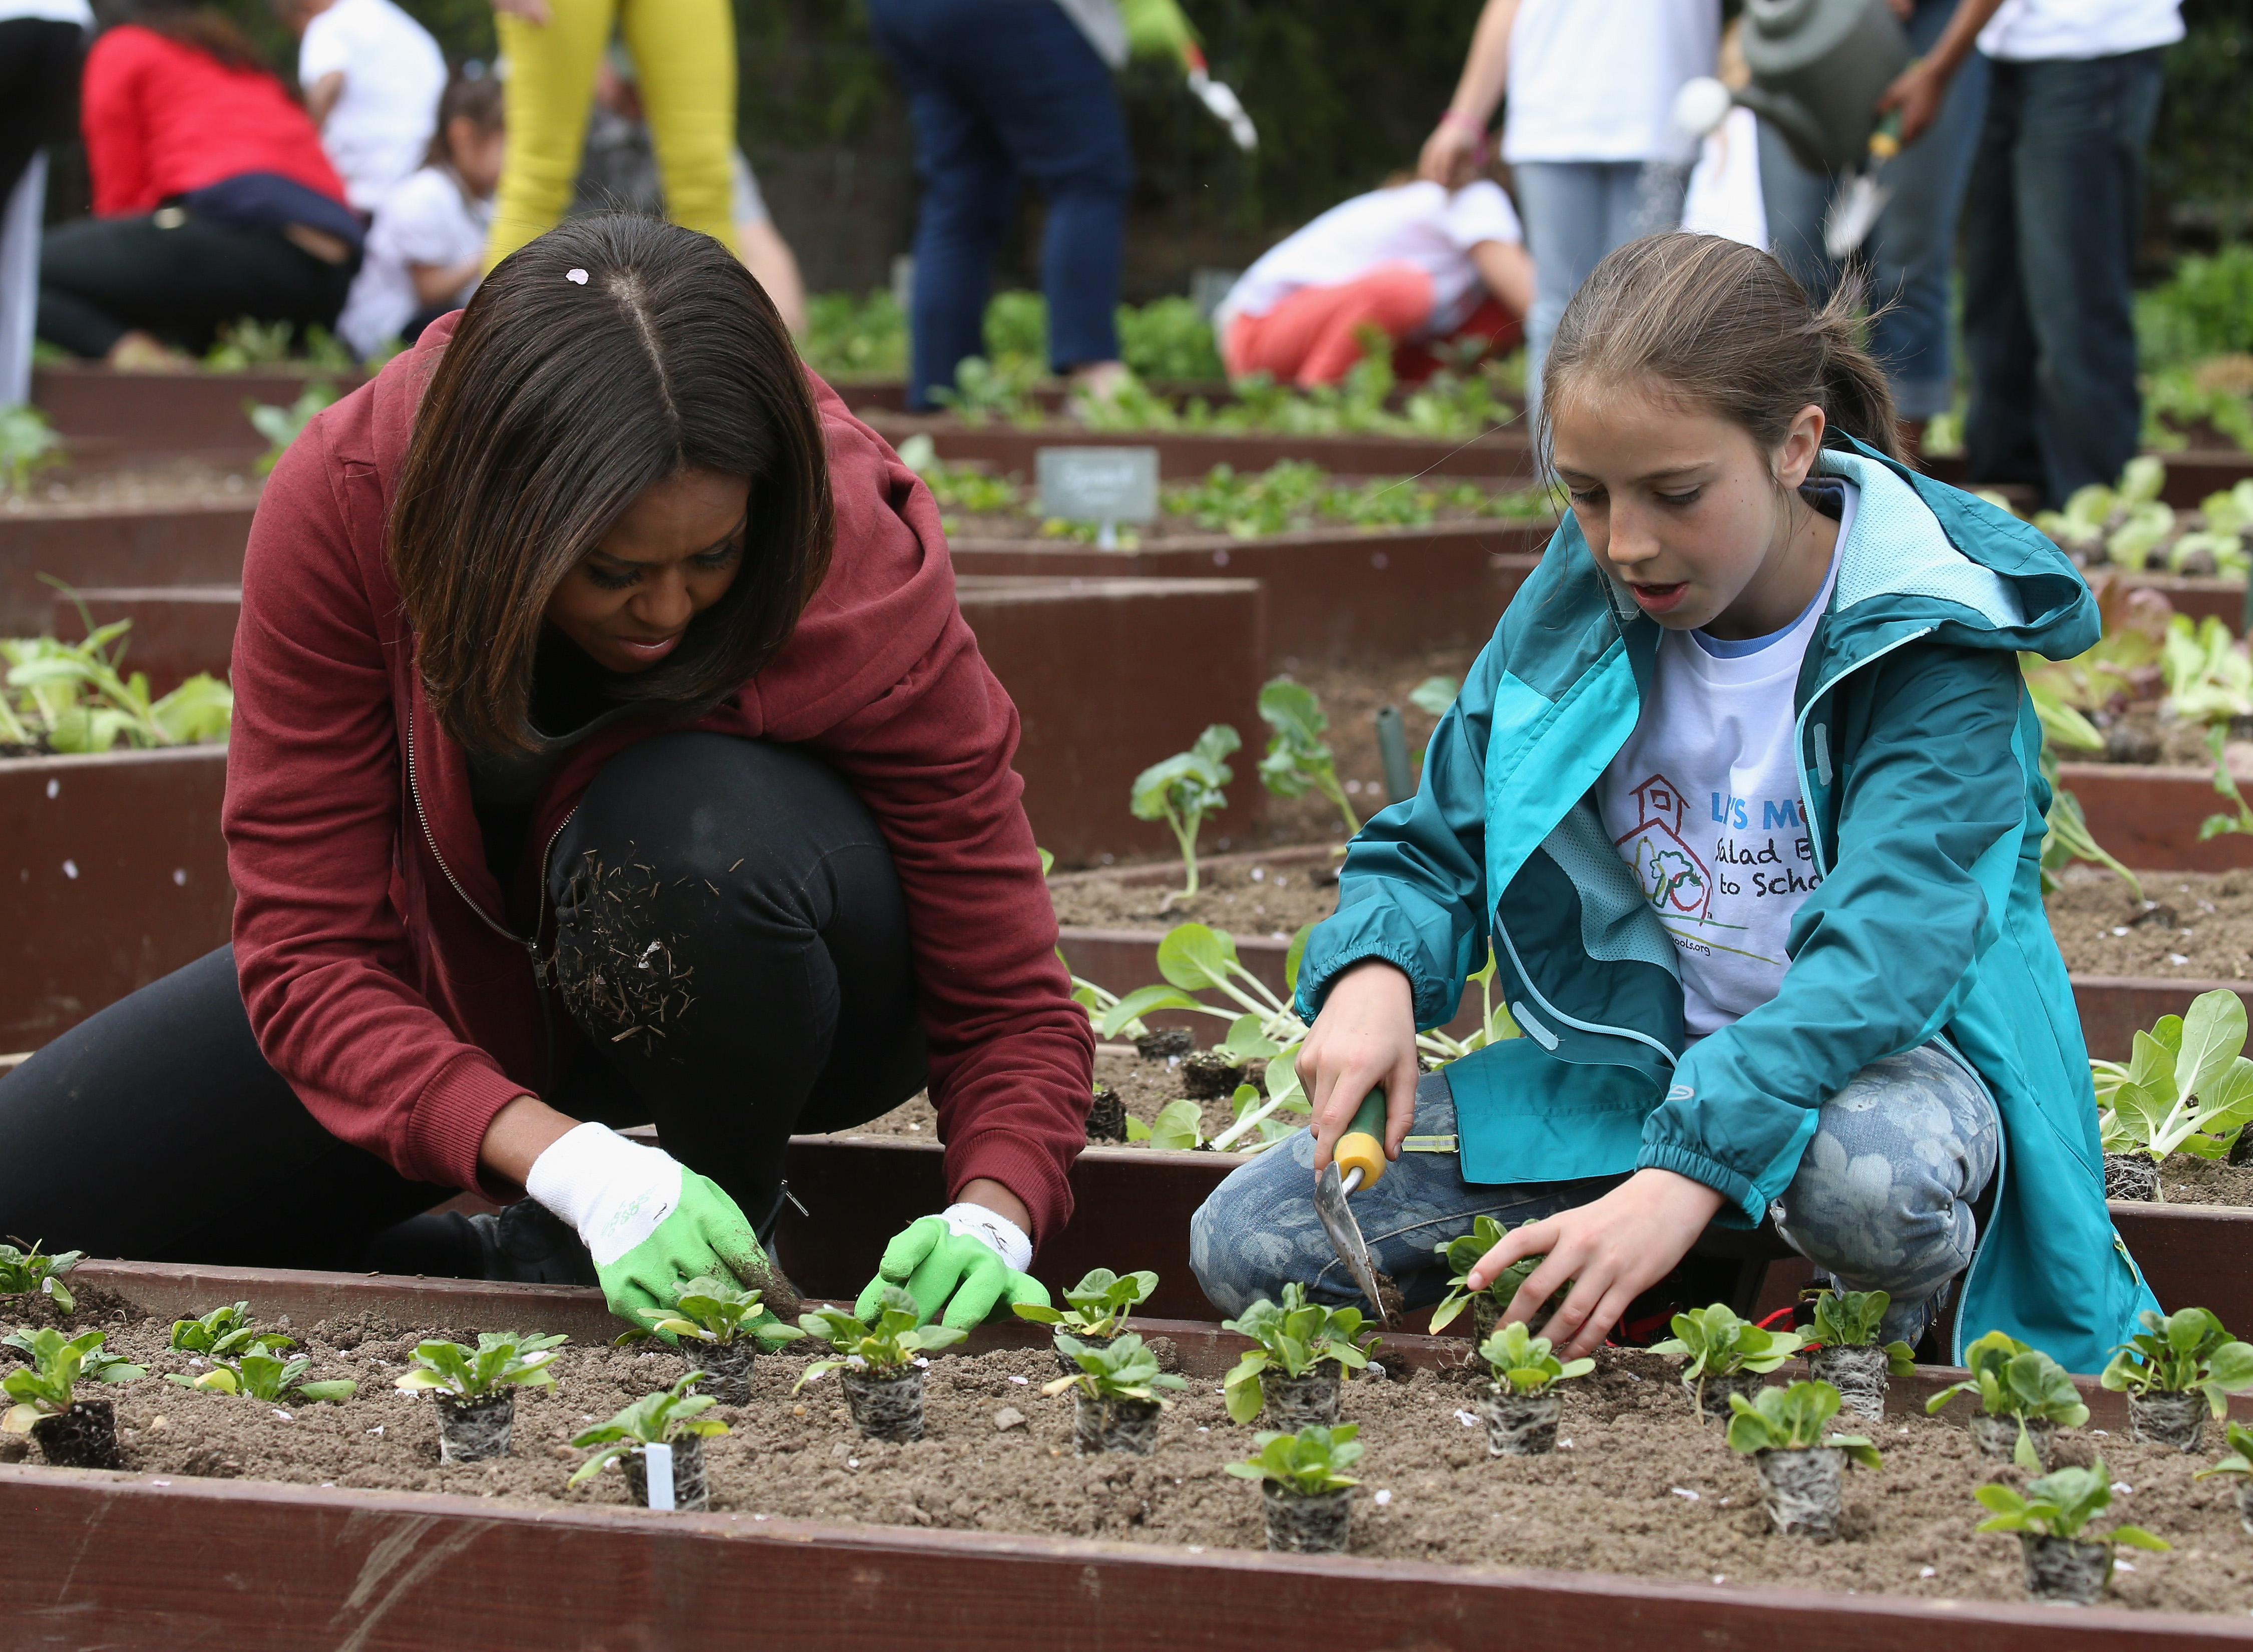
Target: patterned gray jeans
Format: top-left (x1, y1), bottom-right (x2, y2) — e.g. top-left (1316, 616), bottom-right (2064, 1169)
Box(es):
top-left (1189, 1042), bottom-right (1998, 1346)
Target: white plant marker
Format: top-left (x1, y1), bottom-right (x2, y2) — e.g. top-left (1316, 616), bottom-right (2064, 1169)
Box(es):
top-left (644, 1443), bottom-right (675, 1510)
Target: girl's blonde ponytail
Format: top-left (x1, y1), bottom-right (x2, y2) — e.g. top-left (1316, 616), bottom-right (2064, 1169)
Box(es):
top-left (1539, 233), bottom-right (1902, 466)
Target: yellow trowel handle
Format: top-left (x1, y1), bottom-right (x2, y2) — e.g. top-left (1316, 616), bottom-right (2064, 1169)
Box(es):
top-left (1335, 1086), bottom-right (1389, 1191)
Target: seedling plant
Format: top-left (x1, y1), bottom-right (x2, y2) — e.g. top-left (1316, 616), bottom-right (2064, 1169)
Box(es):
top-left (2091, 989), bottom-right (2253, 1188)
top-left (248, 380), bottom-right (339, 475)
top-left (1804, 1288), bottom-right (1916, 1419)
top-left (170, 1342), bottom-right (355, 1405)
top-left (2192, 1419), bottom-right (2253, 1531)
top-left (1926, 1329), bottom-right (2089, 1469)
top-left (1129, 723), bottom-right (1242, 907)
top-left (1257, 678), bottom-right (1359, 840)
top-left (1221, 1282), bottom-right (1377, 1427)
top-left (570, 1372), bottom-right (729, 1509)
top-left (3, 1327), bottom-right (145, 1427)
top-left (0, 403), bottom-right (64, 494)
top-left (393, 1330), bottom-right (567, 1401)
top-left (1725, 1380), bottom-right (1882, 1538)
top-left (1975, 1456), bottom-right (2168, 1604)
top-left (1472, 1322), bottom-right (1592, 1456)
top-left (1226, 1423), bottom-right (1364, 1554)
top-left (2099, 1306), bottom-right (2253, 1449)
top-left (1044, 1332), bottom-right (1187, 1454)
top-left (1649, 1304), bottom-right (1805, 1421)
top-left (1428, 1216), bottom-right (1556, 1339)
top-left (1012, 1267), bottom-right (1159, 1340)
top-left (0, 1240), bottom-right (83, 1312)
top-left (619, 1276), bottom-right (800, 1402)
top-left (168, 1302), bottom-right (265, 1357)
top-left (799, 1285), bottom-right (966, 1442)
top-left (3, 586), bottom-right (232, 753)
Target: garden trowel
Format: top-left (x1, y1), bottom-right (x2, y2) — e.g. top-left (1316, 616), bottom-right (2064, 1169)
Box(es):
top-left (1312, 1087), bottom-right (1392, 1325)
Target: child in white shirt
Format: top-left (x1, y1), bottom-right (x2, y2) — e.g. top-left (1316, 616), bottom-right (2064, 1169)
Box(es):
top-left (277, 0), bottom-right (448, 212)
top-left (336, 74), bottom-right (504, 359)
top-left (1215, 153), bottom-right (1532, 387)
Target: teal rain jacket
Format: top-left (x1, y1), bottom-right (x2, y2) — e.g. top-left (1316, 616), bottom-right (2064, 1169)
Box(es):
top-left (1297, 443), bottom-right (2157, 1372)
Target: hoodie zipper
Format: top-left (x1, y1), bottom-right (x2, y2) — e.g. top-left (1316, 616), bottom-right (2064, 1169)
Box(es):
top-left (405, 708), bottom-right (574, 988)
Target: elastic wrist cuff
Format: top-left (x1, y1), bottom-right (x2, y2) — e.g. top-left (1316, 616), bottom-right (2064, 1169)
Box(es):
top-left (940, 1201), bottom-right (1033, 1273)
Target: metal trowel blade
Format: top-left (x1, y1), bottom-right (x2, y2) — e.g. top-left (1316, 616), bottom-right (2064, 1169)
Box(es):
top-left (1823, 170), bottom-right (1891, 260)
top-left (1313, 1161), bottom-right (1390, 1325)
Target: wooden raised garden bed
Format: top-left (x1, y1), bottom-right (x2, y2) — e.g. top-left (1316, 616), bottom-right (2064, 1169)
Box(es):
top-left (0, 499), bottom-right (256, 638)
top-left (954, 523), bottom-right (1547, 664)
top-left (7, 1259), bottom-right (2252, 1646)
top-left (32, 362), bottom-right (365, 476)
top-left (0, 745), bottom-right (232, 1050)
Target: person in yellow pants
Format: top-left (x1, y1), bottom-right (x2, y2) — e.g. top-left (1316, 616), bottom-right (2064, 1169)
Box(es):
top-left (486, 0), bottom-right (735, 267)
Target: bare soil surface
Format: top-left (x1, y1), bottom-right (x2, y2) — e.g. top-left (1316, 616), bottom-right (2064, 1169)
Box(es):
top-left (1050, 859), bottom-right (1338, 938)
top-left (836, 1046), bottom-right (1256, 1150)
top-left (7, 1289), bottom-right (2245, 1613)
top-left (3, 463), bottom-right (260, 516)
top-left (2045, 866), bottom-right (2253, 981)
top-left (2140, 1156), bottom-right (2253, 1207)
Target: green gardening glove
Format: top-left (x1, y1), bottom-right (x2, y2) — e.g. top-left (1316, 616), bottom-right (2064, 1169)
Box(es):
top-left (525, 1123), bottom-right (788, 1329)
top-left (855, 1208), bottom-right (1050, 1330)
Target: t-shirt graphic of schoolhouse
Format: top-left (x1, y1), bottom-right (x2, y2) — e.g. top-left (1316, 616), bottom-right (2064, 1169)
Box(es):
top-left (1597, 497), bottom-right (1850, 1041)
top-left (1610, 770), bottom-right (1821, 1037)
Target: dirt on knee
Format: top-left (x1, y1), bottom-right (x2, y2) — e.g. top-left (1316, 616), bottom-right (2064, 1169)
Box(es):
top-left (552, 851), bottom-right (699, 1058)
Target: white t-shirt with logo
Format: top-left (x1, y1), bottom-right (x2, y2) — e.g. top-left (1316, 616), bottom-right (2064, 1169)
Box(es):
top-left (1501, 0), bottom-right (1721, 165)
top-left (1977, 0), bottom-right (2182, 61)
top-left (1598, 484), bottom-right (1855, 1041)
top-left (335, 165), bottom-right (492, 357)
top-left (300, 0), bottom-right (448, 211)
top-left (1215, 180), bottom-right (1524, 340)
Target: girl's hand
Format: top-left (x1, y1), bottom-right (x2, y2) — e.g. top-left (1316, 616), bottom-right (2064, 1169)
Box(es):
top-left (1417, 120), bottom-right (1479, 187)
top-left (1875, 60), bottom-right (1947, 144)
top-left (1296, 959), bottom-right (1420, 1173)
top-left (1466, 1168), bottom-right (1726, 1358)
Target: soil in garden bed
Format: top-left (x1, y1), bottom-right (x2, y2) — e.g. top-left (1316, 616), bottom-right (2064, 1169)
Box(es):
top-left (3, 462), bottom-right (261, 516)
top-left (1050, 858), bottom-right (1339, 937)
top-left (2046, 866), bottom-right (2253, 981)
top-left (839, 1045), bottom-right (1257, 1149)
top-left (11, 1290), bottom-right (2252, 1614)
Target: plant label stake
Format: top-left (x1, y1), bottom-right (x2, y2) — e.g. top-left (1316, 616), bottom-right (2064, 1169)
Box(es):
top-left (643, 1442), bottom-right (675, 1511)
top-left (1313, 1088), bottom-right (1391, 1325)
top-left (1036, 446), bottom-right (1159, 551)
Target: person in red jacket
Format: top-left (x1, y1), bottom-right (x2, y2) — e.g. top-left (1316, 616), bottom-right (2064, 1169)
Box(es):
top-left (36, 1), bottom-right (362, 368)
top-left (0, 215), bottom-right (1094, 1332)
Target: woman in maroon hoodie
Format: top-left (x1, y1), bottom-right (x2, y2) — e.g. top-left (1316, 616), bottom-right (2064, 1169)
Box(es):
top-left (0, 215), bottom-right (1093, 1331)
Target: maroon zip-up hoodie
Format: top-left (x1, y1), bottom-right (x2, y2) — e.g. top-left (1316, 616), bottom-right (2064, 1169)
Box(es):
top-left (223, 315), bottom-right (1093, 1239)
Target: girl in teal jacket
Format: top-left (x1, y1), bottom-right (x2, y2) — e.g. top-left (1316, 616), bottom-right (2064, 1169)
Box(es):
top-left (1191, 233), bottom-right (2156, 1373)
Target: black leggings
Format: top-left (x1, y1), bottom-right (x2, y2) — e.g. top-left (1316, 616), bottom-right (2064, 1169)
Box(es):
top-left (0, 734), bottom-right (927, 1271)
top-left (37, 209), bottom-right (357, 359)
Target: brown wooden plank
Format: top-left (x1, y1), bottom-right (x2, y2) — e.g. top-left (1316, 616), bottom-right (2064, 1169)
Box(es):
top-left (0, 500), bottom-right (254, 636)
top-left (2063, 764), bottom-right (2253, 874)
top-left (8, 1448), bottom-right (2250, 1648)
top-left (2077, 975), bottom-right (2253, 1060)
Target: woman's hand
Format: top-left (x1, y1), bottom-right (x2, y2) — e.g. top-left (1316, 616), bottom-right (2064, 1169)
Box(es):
top-left (1296, 959), bottom-right (1421, 1173)
top-left (1417, 118), bottom-right (1482, 186)
top-left (1467, 1168), bottom-right (1726, 1358)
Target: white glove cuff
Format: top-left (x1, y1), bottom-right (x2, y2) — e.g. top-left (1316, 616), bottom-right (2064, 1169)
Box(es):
top-left (525, 1122), bottom-right (683, 1267)
top-left (940, 1201), bottom-right (1033, 1274)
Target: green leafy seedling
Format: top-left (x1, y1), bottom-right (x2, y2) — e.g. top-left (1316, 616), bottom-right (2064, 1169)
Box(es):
top-left (1131, 724), bottom-right (1242, 906)
top-left (1805, 1288), bottom-right (1917, 1375)
top-left (1223, 1423), bottom-right (1364, 1497)
top-left (1427, 1215), bottom-right (1555, 1335)
top-left (0, 1240), bottom-right (84, 1313)
top-left (1476, 1322), bottom-right (1593, 1397)
top-left (1724, 1379), bottom-right (1883, 1467)
top-left (1040, 1332), bottom-right (1189, 1404)
top-left (1650, 1303), bottom-right (1805, 1419)
top-left (0, 404), bottom-right (66, 494)
top-left (796, 1285), bottom-right (967, 1388)
top-left (1013, 1268), bottom-right (1159, 1338)
top-left (1974, 1455), bottom-right (2169, 1555)
top-left (618, 1276), bottom-right (803, 1351)
top-left (174, 1343), bottom-right (355, 1405)
top-left (2194, 1419), bottom-right (2253, 1484)
top-left (168, 1302), bottom-right (269, 1358)
top-left (569, 1372), bottom-right (730, 1486)
top-left (2089, 989), bottom-right (2253, 1174)
top-left (247, 381), bottom-right (338, 476)
top-left (1221, 1283), bottom-right (1378, 1425)
top-left (1926, 1329), bottom-right (2090, 1469)
top-left (2, 1328), bottom-right (146, 1433)
top-left (2099, 1306), bottom-right (2253, 1415)
top-left (1256, 678), bottom-right (1359, 839)
top-left (392, 1331), bottom-right (568, 1399)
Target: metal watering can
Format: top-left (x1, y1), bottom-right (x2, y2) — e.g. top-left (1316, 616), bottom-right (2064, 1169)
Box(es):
top-left (1732, 0), bottom-right (1911, 174)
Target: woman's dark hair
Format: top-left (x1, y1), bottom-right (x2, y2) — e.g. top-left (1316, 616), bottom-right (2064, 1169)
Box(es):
top-left (424, 71), bottom-right (504, 171)
top-left (109, 1), bottom-right (268, 74)
top-left (1538, 232), bottom-right (1901, 468)
top-left (390, 214), bottom-right (832, 753)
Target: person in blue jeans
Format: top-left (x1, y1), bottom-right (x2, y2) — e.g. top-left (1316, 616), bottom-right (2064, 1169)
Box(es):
top-left (868, 0), bottom-right (1133, 411)
top-left (1760, 0), bottom-right (1989, 454)
top-left (1878, 0), bottom-right (2179, 506)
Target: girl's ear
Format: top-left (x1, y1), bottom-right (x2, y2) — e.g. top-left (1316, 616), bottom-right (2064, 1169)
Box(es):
top-left (1773, 402), bottom-right (1827, 490)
